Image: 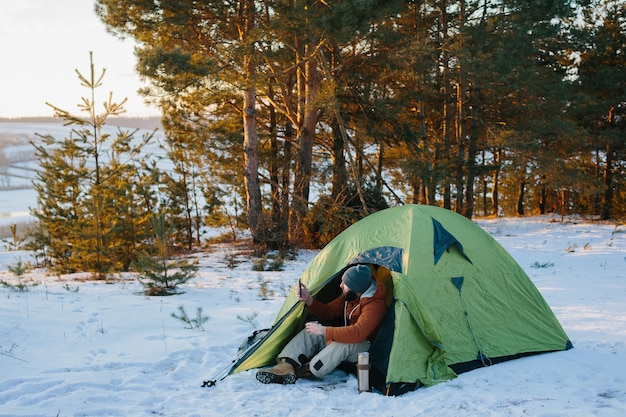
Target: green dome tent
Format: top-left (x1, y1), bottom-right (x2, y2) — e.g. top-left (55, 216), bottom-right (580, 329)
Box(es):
top-left (228, 204), bottom-right (572, 395)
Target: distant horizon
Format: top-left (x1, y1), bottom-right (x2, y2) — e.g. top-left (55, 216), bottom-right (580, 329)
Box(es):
top-left (0, 115), bottom-right (163, 130)
top-left (0, 115), bottom-right (161, 121)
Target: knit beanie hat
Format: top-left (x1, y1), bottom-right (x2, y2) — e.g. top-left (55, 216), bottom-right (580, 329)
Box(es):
top-left (342, 265), bottom-right (372, 294)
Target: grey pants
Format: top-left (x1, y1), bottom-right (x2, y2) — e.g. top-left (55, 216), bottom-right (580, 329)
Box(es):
top-left (278, 328), bottom-right (370, 378)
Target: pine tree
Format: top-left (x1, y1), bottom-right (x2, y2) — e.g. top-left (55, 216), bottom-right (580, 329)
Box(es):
top-left (570, 0), bottom-right (626, 219)
top-left (132, 212), bottom-right (198, 296)
top-left (96, 0), bottom-right (266, 242)
top-left (30, 52), bottom-right (155, 275)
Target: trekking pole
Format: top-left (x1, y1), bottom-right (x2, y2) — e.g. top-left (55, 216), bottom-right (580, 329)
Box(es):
top-left (201, 327), bottom-right (272, 388)
top-left (201, 360), bottom-right (235, 388)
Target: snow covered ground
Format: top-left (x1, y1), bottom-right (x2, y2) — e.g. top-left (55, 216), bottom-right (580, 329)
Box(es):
top-left (1, 215), bottom-right (625, 417)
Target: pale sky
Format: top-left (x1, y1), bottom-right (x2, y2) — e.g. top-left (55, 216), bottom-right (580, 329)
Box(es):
top-left (0, 0), bottom-right (159, 118)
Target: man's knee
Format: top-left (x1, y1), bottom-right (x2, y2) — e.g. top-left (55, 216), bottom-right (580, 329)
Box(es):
top-left (309, 342), bottom-right (355, 378)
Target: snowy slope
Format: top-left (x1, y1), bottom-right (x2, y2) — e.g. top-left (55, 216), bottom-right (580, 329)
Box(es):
top-left (1, 215), bottom-right (625, 416)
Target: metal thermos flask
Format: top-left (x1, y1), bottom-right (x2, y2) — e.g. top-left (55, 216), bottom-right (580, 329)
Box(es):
top-left (357, 352), bottom-right (371, 393)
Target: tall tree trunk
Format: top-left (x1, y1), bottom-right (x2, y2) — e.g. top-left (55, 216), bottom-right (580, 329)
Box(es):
top-left (463, 86), bottom-right (480, 219)
top-left (268, 88), bottom-right (288, 249)
top-left (180, 169), bottom-right (194, 250)
top-left (331, 119), bottom-right (348, 199)
top-left (601, 141), bottom-right (614, 220)
top-left (241, 0), bottom-right (262, 242)
top-left (243, 86), bottom-right (262, 242)
top-left (517, 177), bottom-right (525, 216)
top-left (376, 142), bottom-right (384, 191)
top-left (280, 124), bottom-right (293, 245)
top-left (410, 178), bottom-right (422, 204)
top-left (440, 0), bottom-right (452, 210)
top-left (601, 106), bottom-right (615, 220)
top-left (455, 80), bottom-right (466, 214)
top-left (290, 27), bottom-right (320, 243)
top-left (539, 183), bottom-right (547, 214)
top-left (491, 148), bottom-right (500, 215)
top-left (481, 150), bottom-right (488, 215)
top-left (455, 0), bottom-right (467, 215)
top-left (269, 92), bottom-right (280, 226)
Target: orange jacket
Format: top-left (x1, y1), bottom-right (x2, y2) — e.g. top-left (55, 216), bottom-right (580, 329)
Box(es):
top-left (307, 282), bottom-right (388, 344)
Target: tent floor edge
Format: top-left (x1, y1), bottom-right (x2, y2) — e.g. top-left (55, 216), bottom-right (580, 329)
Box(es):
top-left (385, 382), bottom-right (419, 396)
top-left (449, 349), bottom-right (568, 375)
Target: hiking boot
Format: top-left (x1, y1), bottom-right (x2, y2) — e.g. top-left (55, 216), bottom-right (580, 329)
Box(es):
top-left (295, 362), bottom-right (316, 380)
top-left (256, 359), bottom-right (296, 385)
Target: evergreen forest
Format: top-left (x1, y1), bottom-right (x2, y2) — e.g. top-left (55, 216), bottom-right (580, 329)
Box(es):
top-left (27, 0), bottom-right (625, 274)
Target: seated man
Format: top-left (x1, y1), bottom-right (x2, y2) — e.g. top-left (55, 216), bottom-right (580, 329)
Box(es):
top-left (256, 264), bottom-right (388, 384)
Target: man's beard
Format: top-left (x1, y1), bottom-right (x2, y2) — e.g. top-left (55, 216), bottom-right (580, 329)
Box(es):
top-left (341, 290), bottom-right (358, 301)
